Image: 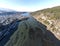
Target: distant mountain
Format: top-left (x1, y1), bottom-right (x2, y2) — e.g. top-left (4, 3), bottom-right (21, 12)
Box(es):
top-left (0, 8), bottom-right (16, 12)
top-left (0, 8), bottom-right (18, 15)
top-left (0, 8), bottom-right (30, 16)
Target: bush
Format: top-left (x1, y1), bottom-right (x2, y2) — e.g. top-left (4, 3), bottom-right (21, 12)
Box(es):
top-left (44, 20), bottom-right (50, 25)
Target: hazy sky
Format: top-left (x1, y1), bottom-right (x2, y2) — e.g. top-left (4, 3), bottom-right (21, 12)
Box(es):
top-left (0, 0), bottom-right (60, 12)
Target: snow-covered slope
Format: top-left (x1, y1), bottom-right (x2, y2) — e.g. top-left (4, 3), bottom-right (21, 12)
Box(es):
top-left (0, 8), bottom-right (15, 12)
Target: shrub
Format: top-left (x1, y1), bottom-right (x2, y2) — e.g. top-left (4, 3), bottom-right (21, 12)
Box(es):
top-left (44, 20), bottom-right (50, 25)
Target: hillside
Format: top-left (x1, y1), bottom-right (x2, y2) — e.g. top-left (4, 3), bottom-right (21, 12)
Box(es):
top-left (31, 6), bottom-right (60, 40)
top-left (31, 6), bottom-right (60, 19)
